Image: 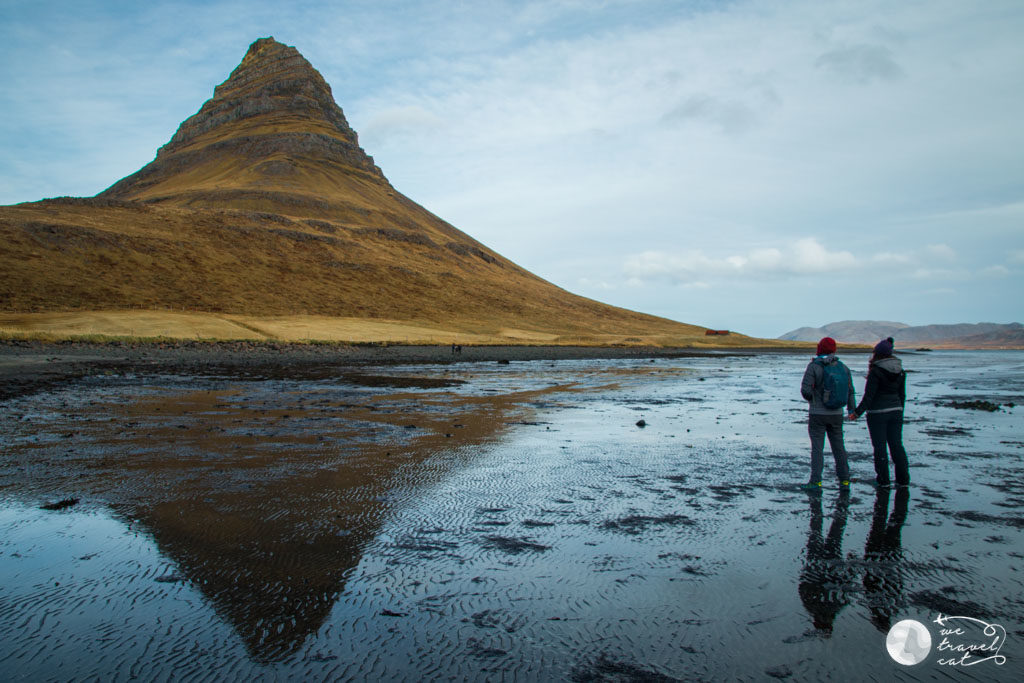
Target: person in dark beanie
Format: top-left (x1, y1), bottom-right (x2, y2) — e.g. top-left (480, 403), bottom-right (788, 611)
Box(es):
top-left (800, 337), bottom-right (856, 489)
top-left (850, 337), bottom-right (908, 488)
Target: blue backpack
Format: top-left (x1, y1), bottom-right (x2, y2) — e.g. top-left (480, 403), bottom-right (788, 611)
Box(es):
top-left (816, 358), bottom-right (850, 409)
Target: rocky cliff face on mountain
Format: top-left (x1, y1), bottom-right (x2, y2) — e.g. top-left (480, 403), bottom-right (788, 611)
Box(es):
top-left (0, 38), bottom-right (720, 343)
top-left (100, 37), bottom-right (386, 209)
top-left (779, 320), bottom-right (1024, 349)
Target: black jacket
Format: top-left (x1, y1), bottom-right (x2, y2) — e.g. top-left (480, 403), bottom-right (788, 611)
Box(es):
top-left (854, 356), bottom-right (906, 417)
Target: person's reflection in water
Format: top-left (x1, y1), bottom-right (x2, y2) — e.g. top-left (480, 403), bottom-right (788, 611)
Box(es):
top-left (862, 487), bottom-right (909, 632)
top-left (798, 488), bottom-right (852, 636)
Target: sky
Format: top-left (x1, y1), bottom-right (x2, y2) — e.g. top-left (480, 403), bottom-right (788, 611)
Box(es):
top-left (2, 0), bottom-right (1023, 338)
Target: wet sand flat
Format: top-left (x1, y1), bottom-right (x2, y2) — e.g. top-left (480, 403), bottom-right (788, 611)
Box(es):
top-left (0, 340), bottom-right (758, 401)
top-left (0, 350), bottom-right (1022, 679)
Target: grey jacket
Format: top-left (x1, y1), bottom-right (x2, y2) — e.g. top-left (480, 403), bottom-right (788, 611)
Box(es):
top-left (801, 354), bottom-right (857, 415)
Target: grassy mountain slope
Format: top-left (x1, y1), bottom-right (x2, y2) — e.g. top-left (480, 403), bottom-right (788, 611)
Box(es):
top-left (0, 38), bottom-right (771, 346)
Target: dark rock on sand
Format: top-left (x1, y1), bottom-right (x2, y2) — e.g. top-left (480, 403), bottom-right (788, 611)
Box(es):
top-left (481, 535), bottom-right (551, 554)
top-left (600, 514), bottom-right (695, 535)
top-left (571, 653), bottom-right (679, 682)
top-left (154, 573), bottom-right (187, 583)
top-left (943, 399), bottom-right (1001, 412)
top-left (40, 497), bottom-right (80, 511)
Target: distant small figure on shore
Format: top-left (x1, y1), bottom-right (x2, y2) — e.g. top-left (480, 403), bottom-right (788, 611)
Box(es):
top-left (451, 343), bottom-right (462, 355)
top-left (800, 337), bottom-right (857, 489)
top-left (849, 337), bottom-right (909, 488)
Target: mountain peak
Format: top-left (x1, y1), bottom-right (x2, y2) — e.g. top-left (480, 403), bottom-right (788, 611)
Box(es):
top-left (100, 37), bottom-right (382, 207)
top-left (171, 36), bottom-right (355, 151)
top-left (243, 36), bottom-right (284, 59)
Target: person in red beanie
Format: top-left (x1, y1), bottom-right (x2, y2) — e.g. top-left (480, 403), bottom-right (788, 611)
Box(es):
top-left (819, 338), bottom-right (835, 355)
top-left (800, 337), bottom-right (857, 489)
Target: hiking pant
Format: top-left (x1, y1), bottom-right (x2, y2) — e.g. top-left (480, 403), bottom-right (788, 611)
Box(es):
top-left (808, 413), bottom-right (850, 483)
top-left (866, 410), bottom-right (909, 486)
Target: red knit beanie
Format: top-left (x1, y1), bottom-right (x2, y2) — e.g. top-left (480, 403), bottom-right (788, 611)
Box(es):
top-left (816, 337), bottom-right (837, 355)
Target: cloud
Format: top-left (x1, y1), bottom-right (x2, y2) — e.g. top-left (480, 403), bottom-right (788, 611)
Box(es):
top-left (872, 252), bottom-right (912, 265)
top-left (913, 201), bottom-right (1024, 227)
top-left (1009, 250), bottom-right (1024, 264)
top-left (661, 95), bottom-right (759, 134)
top-left (623, 238), bottom-right (858, 284)
top-left (815, 44), bottom-right (904, 84)
top-left (910, 267), bottom-right (970, 281)
top-left (360, 105), bottom-right (447, 140)
top-left (980, 265), bottom-right (1010, 277)
top-left (622, 235), bottom-right (1002, 290)
top-left (789, 238), bottom-right (859, 271)
top-left (577, 277), bottom-right (616, 291)
top-left (925, 243), bottom-right (956, 261)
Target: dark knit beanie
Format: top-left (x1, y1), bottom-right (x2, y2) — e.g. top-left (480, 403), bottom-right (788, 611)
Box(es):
top-left (874, 337), bottom-right (894, 357)
top-left (817, 337), bottom-right (837, 355)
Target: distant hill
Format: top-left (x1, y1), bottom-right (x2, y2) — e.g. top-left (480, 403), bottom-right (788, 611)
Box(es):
top-left (778, 321), bottom-right (1024, 349)
top-left (780, 321), bottom-right (909, 344)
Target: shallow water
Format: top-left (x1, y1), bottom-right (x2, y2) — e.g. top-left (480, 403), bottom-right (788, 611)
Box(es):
top-left (1, 351), bottom-right (1022, 680)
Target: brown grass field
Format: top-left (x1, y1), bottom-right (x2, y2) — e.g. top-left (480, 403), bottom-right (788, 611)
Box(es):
top-left (0, 310), bottom-right (805, 348)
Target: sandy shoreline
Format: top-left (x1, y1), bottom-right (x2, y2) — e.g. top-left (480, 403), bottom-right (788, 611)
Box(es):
top-left (0, 339), bottom-right (816, 400)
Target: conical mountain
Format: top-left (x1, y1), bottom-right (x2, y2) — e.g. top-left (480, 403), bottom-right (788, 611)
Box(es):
top-left (0, 38), bottom-right (736, 344)
top-left (100, 37), bottom-right (387, 212)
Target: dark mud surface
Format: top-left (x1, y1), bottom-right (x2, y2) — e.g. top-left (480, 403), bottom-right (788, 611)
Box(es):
top-left (1, 350), bottom-right (1022, 680)
top-left (0, 339), bottom-right (759, 401)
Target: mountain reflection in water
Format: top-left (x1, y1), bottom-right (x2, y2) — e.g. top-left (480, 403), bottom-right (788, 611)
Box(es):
top-left (2, 373), bottom-right (576, 663)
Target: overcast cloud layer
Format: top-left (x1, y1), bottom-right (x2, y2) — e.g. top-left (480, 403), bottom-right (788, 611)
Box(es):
top-left (2, 0), bottom-right (1022, 337)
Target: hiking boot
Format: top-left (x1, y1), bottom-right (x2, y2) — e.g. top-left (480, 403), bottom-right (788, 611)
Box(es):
top-left (801, 481), bottom-right (823, 490)
top-left (840, 480), bottom-right (851, 487)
